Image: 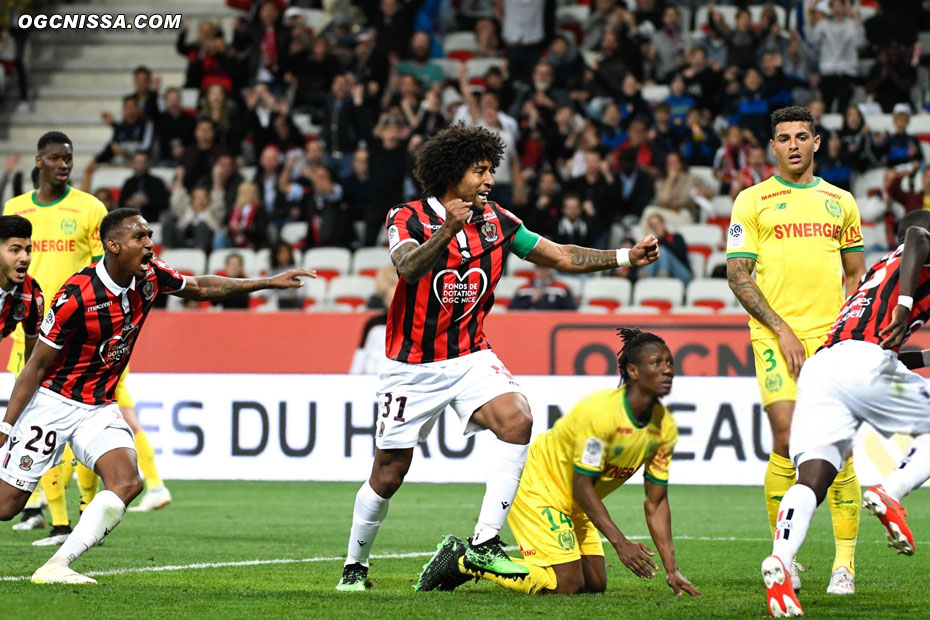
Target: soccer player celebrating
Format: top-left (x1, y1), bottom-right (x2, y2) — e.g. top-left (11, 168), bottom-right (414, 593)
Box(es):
top-left (415, 328), bottom-right (701, 597)
top-left (726, 106), bottom-right (865, 594)
top-left (762, 210), bottom-right (930, 617)
top-left (0, 207), bottom-right (315, 584)
top-left (336, 124), bottom-right (660, 591)
top-left (4, 131), bottom-right (168, 544)
top-left (0, 216), bottom-right (44, 361)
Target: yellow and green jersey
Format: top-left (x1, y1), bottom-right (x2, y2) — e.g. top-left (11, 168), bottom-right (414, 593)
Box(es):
top-left (520, 385), bottom-right (677, 516)
top-left (3, 185), bottom-right (106, 355)
top-left (726, 175), bottom-right (863, 341)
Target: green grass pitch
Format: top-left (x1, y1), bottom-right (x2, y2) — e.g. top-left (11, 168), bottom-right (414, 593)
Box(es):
top-left (2, 481), bottom-right (929, 619)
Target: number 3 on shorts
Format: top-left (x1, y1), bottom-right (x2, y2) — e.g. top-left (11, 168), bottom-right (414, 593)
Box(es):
top-left (762, 348), bottom-right (776, 372)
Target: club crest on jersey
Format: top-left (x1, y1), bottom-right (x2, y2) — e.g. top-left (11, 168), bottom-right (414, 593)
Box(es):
top-left (12, 303), bottom-right (25, 322)
top-left (142, 280), bottom-right (156, 301)
top-left (824, 199), bottom-right (842, 218)
top-left (775, 202), bottom-right (787, 210)
top-left (432, 268), bottom-right (488, 321)
top-left (60, 218), bottom-right (77, 235)
top-left (765, 373), bottom-right (783, 393)
top-left (480, 221), bottom-right (499, 242)
top-left (19, 455), bottom-right (32, 471)
top-left (556, 530), bottom-right (576, 551)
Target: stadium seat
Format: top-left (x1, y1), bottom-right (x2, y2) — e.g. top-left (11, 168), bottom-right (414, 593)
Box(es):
top-left (678, 223), bottom-right (723, 259)
top-left (494, 275), bottom-right (526, 307)
top-left (642, 85), bottom-right (670, 104)
top-left (328, 275), bottom-right (376, 310)
top-left (302, 247), bottom-right (351, 282)
top-left (149, 166), bottom-right (176, 188)
top-left (559, 277), bottom-right (583, 303)
top-left (280, 221), bottom-right (308, 247)
top-left (556, 4), bottom-right (589, 26)
top-left (443, 31), bottom-right (478, 52)
top-left (180, 87), bottom-right (200, 113)
top-left (614, 305), bottom-right (661, 315)
top-left (90, 167), bottom-right (133, 193)
top-left (866, 114), bottom-right (894, 133)
top-left (582, 278), bottom-right (632, 311)
top-left (465, 58), bottom-right (507, 80)
top-left (688, 253), bottom-right (707, 278)
top-left (861, 224), bottom-right (885, 249)
top-left (207, 248), bottom-right (259, 277)
top-left (434, 58), bottom-right (462, 81)
top-left (577, 303), bottom-right (610, 314)
top-left (719, 306), bottom-right (749, 315)
top-left (865, 249), bottom-right (890, 268)
top-left (160, 248), bottom-right (206, 276)
top-left (852, 167), bottom-right (888, 197)
top-left (239, 166), bottom-right (257, 182)
top-left (856, 193), bottom-right (886, 223)
top-left (352, 246), bottom-right (391, 277)
top-left (706, 251), bottom-right (729, 278)
top-left (711, 195), bottom-right (733, 218)
top-left (690, 166), bottom-right (721, 195)
top-left (506, 256), bottom-right (537, 279)
top-left (909, 114), bottom-right (930, 135)
top-left (694, 5), bottom-right (737, 29)
top-left (307, 302), bottom-right (356, 313)
top-left (669, 306), bottom-right (715, 315)
top-left (149, 221), bottom-right (163, 246)
top-left (282, 7), bottom-right (331, 34)
top-left (301, 278), bottom-right (328, 309)
top-left (821, 113), bottom-right (843, 131)
top-left (633, 277), bottom-right (684, 312)
top-left (686, 278), bottom-right (733, 311)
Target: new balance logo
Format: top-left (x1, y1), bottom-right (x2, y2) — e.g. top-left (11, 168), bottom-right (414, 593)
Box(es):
top-left (357, 540), bottom-right (367, 547)
top-left (500, 501), bottom-right (510, 510)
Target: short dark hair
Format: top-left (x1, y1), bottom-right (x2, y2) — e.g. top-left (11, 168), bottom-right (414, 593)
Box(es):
top-left (134, 65), bottom-right (152, 77)
top-left (123, 94), bottom-right (139, 105)
top-left (770, 105), bottom-right (815, 137)
top-left (0, 215), bottom-right (32, 242)
top-left (897, 209), bottom-right (930, 244)
top-left (100, 208), bottom-right (142, 243)
top-left (413, 124), bottom-right (504, 199)
top-left (617, 327), bottom-right (668, 383)
top-left (37, 131), bottom-right (72, 153)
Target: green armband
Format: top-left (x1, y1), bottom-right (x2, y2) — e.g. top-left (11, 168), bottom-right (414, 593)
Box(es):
top-left (511, 224), bottom-right (541, 259)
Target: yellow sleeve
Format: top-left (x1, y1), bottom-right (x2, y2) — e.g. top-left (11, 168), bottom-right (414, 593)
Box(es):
top-left (88, 198), bottom-right (107, 261)
top-left (726, 190), bottom-right (759, 259)
top-left (644, 415), bottom-right (678, 486)
top-left (840, 193), bottom-right (864, 252)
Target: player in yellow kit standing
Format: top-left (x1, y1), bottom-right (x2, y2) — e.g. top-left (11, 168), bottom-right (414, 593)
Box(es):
top-left (416, 329), bottom-right (700, 598)
top-left (5, 132), bottom-right (170, 546)
top-left (726, 106), bottom-right (866, 595)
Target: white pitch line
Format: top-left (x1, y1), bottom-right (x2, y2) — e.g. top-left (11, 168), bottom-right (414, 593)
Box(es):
top-left (0, 535), bottom-right (881, 582)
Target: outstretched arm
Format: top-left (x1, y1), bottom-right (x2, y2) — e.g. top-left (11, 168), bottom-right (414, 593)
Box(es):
top-left (526, 235), bottom-right (660, 274)
top-left (727, 256), bottom-right (805, 378)
top-left (643, 479), bottom-right (701, 597)
top-left (172, 268), bottom-right (316, 301)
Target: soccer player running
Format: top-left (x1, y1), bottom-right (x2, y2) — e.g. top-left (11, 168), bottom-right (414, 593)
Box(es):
top-left (0, 207), bottom-right (315, 584)
top-left (762, 210), bottom-right (930, 617)
top-left (726, 106), bottom-right (865, 594)
top-left (4, 132), bottom-right (170, 546)
top-left (415, 328), bottom-right (701, 597)
top-left (336, 124), bottom-right (660, 591)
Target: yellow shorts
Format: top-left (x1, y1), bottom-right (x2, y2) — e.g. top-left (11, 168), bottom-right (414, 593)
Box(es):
top-left (506, 484), bottom-right (604, 568)
top-left (7, 332), bottom-right (26, 374)
top-left (752, 336), bottom-right (825, 407)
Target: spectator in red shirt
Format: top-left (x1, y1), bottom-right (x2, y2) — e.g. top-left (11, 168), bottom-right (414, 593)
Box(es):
top-left (730, 144), bottom-right (776, 199)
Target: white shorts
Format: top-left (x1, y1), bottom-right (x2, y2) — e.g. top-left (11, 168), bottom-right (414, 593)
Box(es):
top-left (375, 349), bottom-right (524, 449)
top-left (0, 390), bottom-right (134, 492)
top-left (790, 340), bottom-right (930, 471)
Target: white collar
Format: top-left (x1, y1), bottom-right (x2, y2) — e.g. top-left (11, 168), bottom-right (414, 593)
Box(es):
top-left (426, 196), bottom-right (474, 223)
top-left (95, 259), bottom-right (137, 296)
top-left (0, 284), bottom-right (15, 300)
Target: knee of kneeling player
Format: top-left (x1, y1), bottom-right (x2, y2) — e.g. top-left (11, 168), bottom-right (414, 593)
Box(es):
top-left (585, 574), bottom-right (607, 593)
top-left (551, 570), bottom-right (585, 594)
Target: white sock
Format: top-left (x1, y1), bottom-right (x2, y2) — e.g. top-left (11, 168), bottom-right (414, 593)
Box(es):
top-left (771, 484), bottom-right (817, 568)
top-left (883, 434), bottom-right (930, 501)
top-left (51, 490), bottom-right (125, 566)
top-left (345, 481), bottom-right (390, 566)
top-left (472, 439), bottom-right (529, 545)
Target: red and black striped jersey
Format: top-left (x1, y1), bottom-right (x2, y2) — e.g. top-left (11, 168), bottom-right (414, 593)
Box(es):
top-left (0, 274), bottom-right (43, 340)
top-left (825, 245), bottom-right (930, 351)
top-left (386, 197), bottom-right (523, 363)
top-left (38, 257), bottom-right (185, 406)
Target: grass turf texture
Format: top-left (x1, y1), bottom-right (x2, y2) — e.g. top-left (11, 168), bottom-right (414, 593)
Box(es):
top-left (2, 482), bottom-right (929, 619)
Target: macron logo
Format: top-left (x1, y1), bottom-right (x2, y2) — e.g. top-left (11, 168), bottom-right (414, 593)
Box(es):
top-left (56, 294), bottom-right (68, 307)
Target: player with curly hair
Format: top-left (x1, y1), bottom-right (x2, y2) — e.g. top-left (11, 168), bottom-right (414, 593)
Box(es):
top-left (336, 124), bottom-right (661, 591)
top-left (415, 328), bottom-right (700, 597)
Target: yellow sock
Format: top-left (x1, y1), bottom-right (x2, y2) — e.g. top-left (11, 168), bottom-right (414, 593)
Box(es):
top-left (58, 444), bottom-right (76, 490)
top-left (765, 452), bottom-right (797, 536)
top-left (459, 556), bottom-right (556, 594)
top-left (828, 457), bottom-right (859, 575)
top-left (40, 467), bottom-right (69, 527)
top-left (77, 463), bottom-right (99, 512)
top-left (135, 431), bottom-right (163, 488)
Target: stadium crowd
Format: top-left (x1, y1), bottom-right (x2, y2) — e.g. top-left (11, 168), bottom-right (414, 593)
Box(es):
top-left (3, 0), bottom-right (930, 311)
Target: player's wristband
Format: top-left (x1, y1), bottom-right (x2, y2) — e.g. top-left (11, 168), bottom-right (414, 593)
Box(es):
top-left (0, 421), bottom-right (12, 436)
top-left (898, 295), bottom-right (914, 311)
top-left (616, 248), bottom-right (631, 267)
top-left (922, 350), bottom-right (930, 367)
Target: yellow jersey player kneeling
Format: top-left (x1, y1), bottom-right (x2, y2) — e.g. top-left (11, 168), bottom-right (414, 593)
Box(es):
top-left (415, 328), bottom-right (700, 598)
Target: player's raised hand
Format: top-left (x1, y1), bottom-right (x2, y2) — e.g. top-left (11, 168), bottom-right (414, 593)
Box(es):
top-left (666, 570), bottom-right (702, 597)
top-left (614, 538), bottom-right (657, 579)
top-left (879, 305), bottom-right (911, 350)
top-left (267, 268), bottom-right (317, 289)
top-left (440, 199), bottom-right (473, 235)
top-left (776, 327), bottom-right (805, 379)
top-left (629, 235), bottom-right (660, 267)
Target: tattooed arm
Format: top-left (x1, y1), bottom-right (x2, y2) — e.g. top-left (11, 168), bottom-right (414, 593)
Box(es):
top-left (727, 256), bottom-right (805, 378)
top-left (173, 269), bottom-right (317, 301)
top-left (391, 227), bottom-right (456, 282)
top-left (526, 235), bottom-right (660, 274)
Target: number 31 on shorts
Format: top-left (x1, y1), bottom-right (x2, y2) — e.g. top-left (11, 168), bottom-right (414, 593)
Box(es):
top-left (380, 392), bottom-right (407, 422)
